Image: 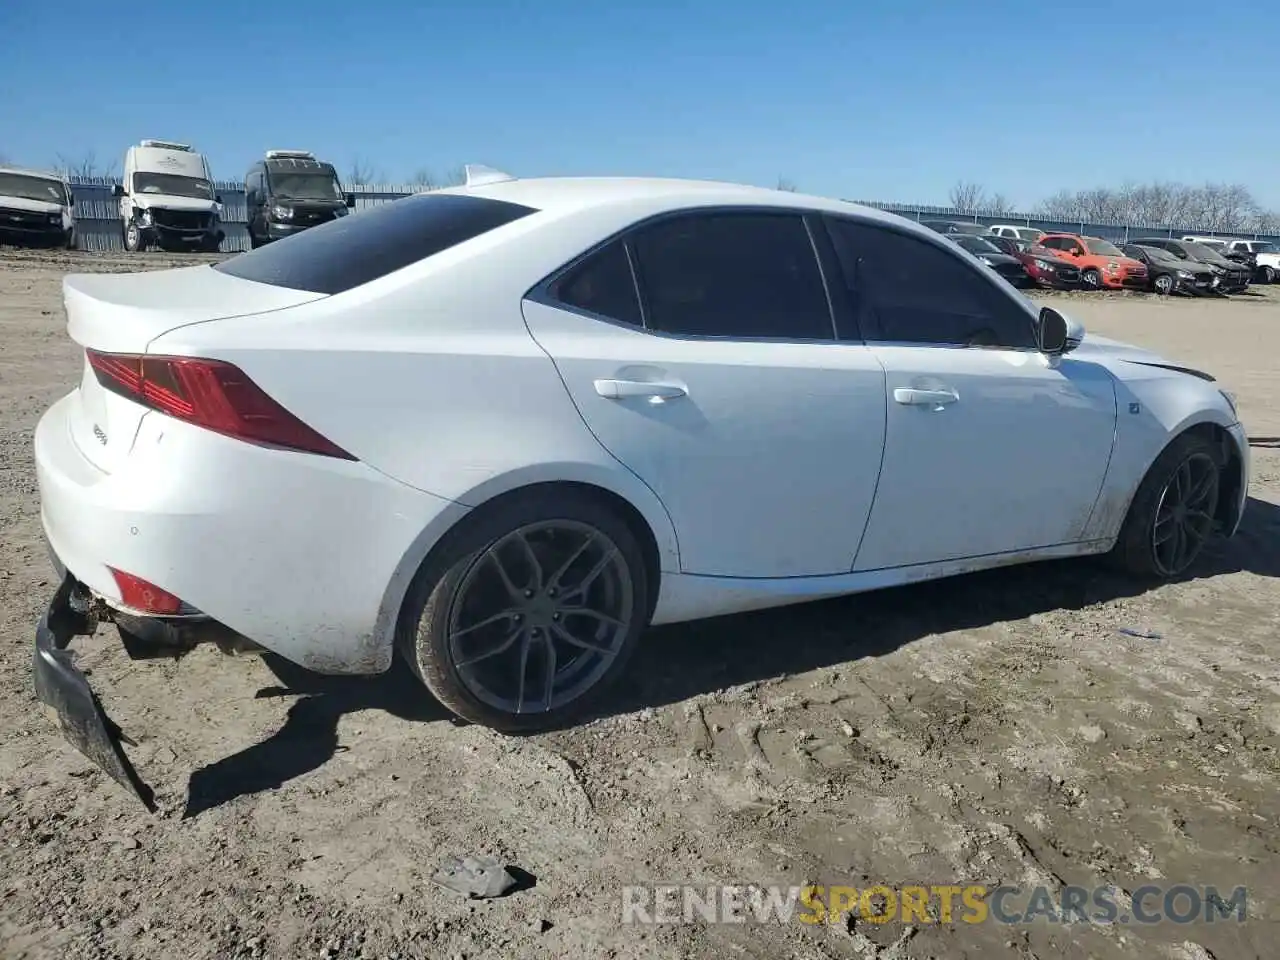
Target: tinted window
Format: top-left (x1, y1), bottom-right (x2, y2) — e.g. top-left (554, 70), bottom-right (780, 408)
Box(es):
top-left (825, 218), bottom-right (1037, 349)
top-left (629, 212), bottom-right (833, 340)
top-left (214, 193), bottom-right (538, 294)
top-left (1040, 237), bottom-right (1065, 250)
top-left (552, 241), bottom-right (642, 327)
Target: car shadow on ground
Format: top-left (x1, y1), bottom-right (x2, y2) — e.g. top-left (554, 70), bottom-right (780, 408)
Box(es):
top-left (182, 495), bottom-right (1280, 816)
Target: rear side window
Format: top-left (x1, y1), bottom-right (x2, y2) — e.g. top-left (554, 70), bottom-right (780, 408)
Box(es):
top-left (213, 193), bottom-right (538, 295)
top-left (551, 241), bottom-right (642, 327)
top-left (628, 212), bottom-right (833, 340)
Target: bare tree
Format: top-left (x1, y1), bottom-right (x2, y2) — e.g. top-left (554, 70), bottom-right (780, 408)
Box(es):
top-left (346, 157), bottom-right (382, 187)
top-left (948, 180), bottom-right (987, 213)
top-left (776, 176), bottom-right (798, 192)
top-left (986, 192), bottom-right (1013, 215)
top-left (54, 150), bottom-right (118, 180)
top-left (408, 168), bottom-right (438, 189)
top-left (1035, 179), bottom-right (1276, 233)
top-left (442, 165), bottom-right (467, 187)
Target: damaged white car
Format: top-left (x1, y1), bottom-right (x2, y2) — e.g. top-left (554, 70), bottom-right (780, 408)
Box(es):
top-left (33, 169), bottom-right (1249, 808)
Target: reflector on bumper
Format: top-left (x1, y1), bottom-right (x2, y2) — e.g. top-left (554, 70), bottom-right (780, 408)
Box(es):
top-left (32, 574), bottom-right (156, 811)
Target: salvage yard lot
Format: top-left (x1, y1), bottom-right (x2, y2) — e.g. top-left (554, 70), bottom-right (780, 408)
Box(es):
top-left (1, 247), bottom-right (1277, 960)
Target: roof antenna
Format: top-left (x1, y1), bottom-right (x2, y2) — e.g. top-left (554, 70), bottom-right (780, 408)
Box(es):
top-left (463, 164), bottom-right (515, 187)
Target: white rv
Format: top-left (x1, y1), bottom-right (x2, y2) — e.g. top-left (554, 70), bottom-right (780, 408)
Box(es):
top-left (0, 165), bottom-right (76, 249)
top-left (112, 140), bottom-right (224, 253)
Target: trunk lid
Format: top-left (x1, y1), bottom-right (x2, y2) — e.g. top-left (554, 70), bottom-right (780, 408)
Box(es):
top-left (63, 265), bottom-right (326, 472)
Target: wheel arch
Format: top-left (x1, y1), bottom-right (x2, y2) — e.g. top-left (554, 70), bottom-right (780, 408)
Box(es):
top-left (1090, 416), bottom-right (1245, 543)
top-left (372, 465), bottom-right (679, 657)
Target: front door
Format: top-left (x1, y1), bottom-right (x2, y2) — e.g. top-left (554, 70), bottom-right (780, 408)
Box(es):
top-left (522, 210), bottom-right (889, 579)
top-left (823, 216), bottom-right (1117, 571)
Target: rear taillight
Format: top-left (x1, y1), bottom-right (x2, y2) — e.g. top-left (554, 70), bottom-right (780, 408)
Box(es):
top-left (85, 350), bottom-right (354, 460)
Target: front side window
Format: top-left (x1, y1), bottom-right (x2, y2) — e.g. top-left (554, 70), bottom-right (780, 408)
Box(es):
top-left (628, 212), bottom-right (833, 340)
top-left (214, 193), bottom-right (538, 295)
top-left (825, 217), bottom-right (1037, 349)
top-left (132, 172), bottom-right (214, 200)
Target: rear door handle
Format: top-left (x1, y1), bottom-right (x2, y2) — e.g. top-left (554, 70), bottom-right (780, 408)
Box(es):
top-left (594, 379), bottom-right (688, 401)
top-left (893, 387), bottom-right (959, 406)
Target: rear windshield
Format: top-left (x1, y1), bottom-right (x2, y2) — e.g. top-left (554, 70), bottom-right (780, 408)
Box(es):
top-left (214, 193), bottom-right (538, 294)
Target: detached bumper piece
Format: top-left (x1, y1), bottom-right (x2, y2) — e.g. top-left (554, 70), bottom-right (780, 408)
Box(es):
top-left (32, 575), bottom-right (156, 811)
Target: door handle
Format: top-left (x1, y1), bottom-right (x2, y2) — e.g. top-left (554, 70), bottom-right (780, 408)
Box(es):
top-left (593, 379), bottom-right (688, 401)
top-left (893, 387), bottom-right (959, 406)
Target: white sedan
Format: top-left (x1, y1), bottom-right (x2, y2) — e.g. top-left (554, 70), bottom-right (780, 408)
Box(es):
top-left (33, 170), bottom-right (1249, 807)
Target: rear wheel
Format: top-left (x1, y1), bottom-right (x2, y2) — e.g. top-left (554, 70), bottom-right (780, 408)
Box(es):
top-left (397, 489), bottom-right (650, 732)
top-left (1153, 273), bottom-right (1174, 295)
top-left (1081, 268), bottom-right (1102, 290)
top-left (1108, 432), bottom-right (1222, 579)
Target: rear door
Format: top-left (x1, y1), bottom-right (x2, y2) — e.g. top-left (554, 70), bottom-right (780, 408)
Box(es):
top-left (521, 209), bottom-right (888, 579)
top-left (822, 216), bottom-right (1117, 570)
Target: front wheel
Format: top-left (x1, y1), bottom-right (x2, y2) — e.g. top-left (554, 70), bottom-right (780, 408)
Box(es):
top-left (1081, 268), bottom-right (1102, 290)
top-left (397, 489), bottom-right (651, 732)
top-left (122, 220), bottom-right (147, 253)
top-left (1107, 433), bottom-right (1222, 579)
top-left (1260, 266), bottom-right (1275, 284)
top-left (1153, 274), bottom-right (1174, 295)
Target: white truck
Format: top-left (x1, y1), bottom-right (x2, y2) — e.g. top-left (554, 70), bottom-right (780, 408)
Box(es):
top-left (111, 140), bottom-right (224, 253)
top-left (0, 165), bottom-right (76, 249)
top-left (987, 224), bottom-right (1046, 242)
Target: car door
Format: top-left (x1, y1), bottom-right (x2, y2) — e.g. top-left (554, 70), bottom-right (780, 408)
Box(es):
top-left (521, 209), bottom-right (888, 579)
top-left (822, 216), bottom-right (1117, 571)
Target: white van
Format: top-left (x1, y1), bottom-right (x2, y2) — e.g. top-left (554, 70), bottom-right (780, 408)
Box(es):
top-left (988, 224), bottom-right (1045, 243)
top-left (112, 140), bottom-right (224, 253)
top-left (0, 165), bottom-right (76, 249)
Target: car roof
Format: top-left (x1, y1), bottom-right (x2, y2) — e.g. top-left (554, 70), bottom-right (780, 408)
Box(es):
top-left (437, 176), bottom-right (924, 230)
top-left (0, 164), bottom-right (66, 182)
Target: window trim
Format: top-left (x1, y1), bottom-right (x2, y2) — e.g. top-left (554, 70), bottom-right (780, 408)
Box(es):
top-left (525, 204), bottom-right (842, 345)
top-left (819, 213), bottom-right (1042, 352)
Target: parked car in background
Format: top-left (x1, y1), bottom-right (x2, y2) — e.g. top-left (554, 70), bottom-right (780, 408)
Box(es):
top-left (0, 165), bottom-right (76, 249)
top-left (1036, 233), bottom-right (1149, 290)
top-left (244, 150), bottom-right (356, 248)
top-left (949, 235), bottom-right (1032, 287)
top-left (1219, 239), bottom-right (1280, 283)
top-left (1120, 244), bottom-right (1218, 296)
top-left (920, 219), bottom-right (990, 236)
top-left (984, 235), bottom-right (1081, 289)
top-left (1134, 238), bottom-right (1252, 293)
top-left (987, 224), bottom-right (1045, 243)
top-left (113, 140), bottom-right (224, 253)
top-left (1181, 236), bottom-right (1254, 268)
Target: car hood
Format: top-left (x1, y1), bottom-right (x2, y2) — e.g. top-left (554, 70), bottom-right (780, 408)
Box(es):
top-left (0, 194), bottom-right (68, 214)
top-left (976, 251), bottom-right (1022, 267)
top-left (133, 193), bottom-right (218, 213)
top-left (1025, 250), bottom-right (1075, 268)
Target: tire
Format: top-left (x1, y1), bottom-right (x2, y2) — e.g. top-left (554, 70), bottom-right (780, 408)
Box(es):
top-left (397, 487), bottom-right (651, 732)
top-left (1260, 266), bottom-right (1275, 284)
top-left (248, 232), bottom-right (262, 250)
top-left (1081, 268), bottom-right (1102, 290)
top-left (123, 220), bottom-right (146, 253)
top-left (1107, 432), bottom-right (1223, 580)
top-left (1153, 273), bottom-right (1174, 295)
top-left (64, 229), bottom-right (76, 251)
top-left (199, 235), bottom-right (222, 254)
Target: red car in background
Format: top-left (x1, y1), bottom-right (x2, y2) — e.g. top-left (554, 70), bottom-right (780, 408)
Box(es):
top-left (984, 235), bottom-right (1082, 289)
top-left (1036, 233), bottom-right (1148, 290)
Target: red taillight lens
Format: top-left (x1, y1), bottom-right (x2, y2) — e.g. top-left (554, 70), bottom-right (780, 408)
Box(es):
top-left (108, 567), bottom-right (184, 615)
top-left (86, 350), bottom-right (354, 460)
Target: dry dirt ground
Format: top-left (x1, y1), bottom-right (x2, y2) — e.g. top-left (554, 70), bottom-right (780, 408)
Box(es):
top-left (1, 248), bottom-right (1277, 960)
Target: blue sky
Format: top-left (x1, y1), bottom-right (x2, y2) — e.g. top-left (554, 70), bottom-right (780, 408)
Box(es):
top-left (5, 0), bottom-right (1279, 210)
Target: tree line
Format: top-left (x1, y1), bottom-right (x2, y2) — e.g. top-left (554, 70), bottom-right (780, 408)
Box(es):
top-left (948, 179), bottom-right (1280, 234)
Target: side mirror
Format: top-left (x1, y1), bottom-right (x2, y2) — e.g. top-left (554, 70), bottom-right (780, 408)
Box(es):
top-left (345, 193), bottom-right (356, 208)
top-left (1037, 306), bottom-right (1069, 354)
top-left (111, 184), bottom-right (124, 198)
top-left (215, 195), bottom-right (223, 204)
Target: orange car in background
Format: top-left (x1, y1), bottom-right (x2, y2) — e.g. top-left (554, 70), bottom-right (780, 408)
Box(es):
top-left (1035, 233), bottom-right (1149, 290)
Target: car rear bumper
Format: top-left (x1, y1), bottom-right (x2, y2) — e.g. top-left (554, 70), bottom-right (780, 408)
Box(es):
top-left (34, 389), bottom-right (465, 676)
